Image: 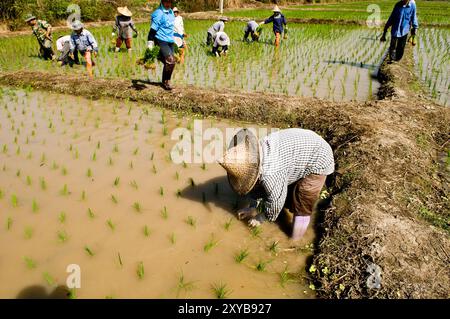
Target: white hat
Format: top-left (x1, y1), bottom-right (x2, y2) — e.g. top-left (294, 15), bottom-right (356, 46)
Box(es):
top-left (71, 20), bottom-right (84, 30)
top-left (219, 16), bottom-right (229, 22)
top-left (117, 6), bottom-right (132, 17)
top-left (173, 7), bottom-right (179, 13)
top-left (273, 5), bottom-right (281, 12)
top-left (218, 129), bottom-right (261, 196)
top-left (216, 32), bottom-right (230, 46)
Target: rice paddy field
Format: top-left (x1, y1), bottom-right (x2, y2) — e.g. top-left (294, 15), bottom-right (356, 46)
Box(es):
top-left (0, 87), bottom-right (318, 298)
top-left (0, 21), bottom-right (390, 101)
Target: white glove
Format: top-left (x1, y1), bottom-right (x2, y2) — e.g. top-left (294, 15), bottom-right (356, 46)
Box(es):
top-left (112, 32), bottom-right (116, 37)
top-left (147, 40), bottom-right (154, 50)
top-left (248, 214), bottom-right (266, 228)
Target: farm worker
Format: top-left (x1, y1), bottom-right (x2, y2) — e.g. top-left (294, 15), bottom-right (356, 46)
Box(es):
top-left (243, 20), bottom-right (260, 42)
top-left (380, 0), bottom-right (418, 63)
top-left (56, 35), bottom-right (79, 66)
top-left (147, 0), bottom-right (176, 91)
top-left (212, 32), bottom-right (230, 57)
top-left (69, 20), bottom-right (99, 79)
top-left (260, 6), bottom-right (287, 47)
top-left (173, 7), bottom-right (187, 64)
top-left (207, 17), bottom-right (228, 46)
top-left (24, 14), bottom-right (55, 60)
top-left (113, 6), bottom-right (138, 53)
top-left (219, 128), bottom-right (335, 241)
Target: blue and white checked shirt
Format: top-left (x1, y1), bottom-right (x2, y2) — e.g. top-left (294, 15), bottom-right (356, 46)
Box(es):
top-left (70, 29), bottom-right (98, 53)
top-left (253, 128), bottom-right (335, 221)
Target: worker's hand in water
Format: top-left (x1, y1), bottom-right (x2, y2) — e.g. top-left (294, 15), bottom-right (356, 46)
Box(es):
top-left (380, 33), bottom-right (386, 42)
top-left (248, 214), bottom-right (267, 228)
top-left (237, 207), bottom-right (257, 221)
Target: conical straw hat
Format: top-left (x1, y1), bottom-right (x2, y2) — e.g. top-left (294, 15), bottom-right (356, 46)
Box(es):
top-left (218, 129), bottom-right (261, 196)
top-left (118, 6), bottom-right (132, 17)
top-left (273, 5), bottom-right (281, 12)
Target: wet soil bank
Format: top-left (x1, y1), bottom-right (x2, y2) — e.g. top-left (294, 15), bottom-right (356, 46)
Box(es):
top-left (0, 45), bottom-right (449, 298)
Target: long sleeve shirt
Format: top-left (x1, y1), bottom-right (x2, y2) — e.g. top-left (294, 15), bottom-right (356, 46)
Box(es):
top-left (69, 29), bottom-right (98, 53)
top-left (56, 35), bottom-right (71, 51)
top-left (32, 20), bottom-right (52, 42)
top-left (264, 13), bottom-right (287, 34)
top-left (246, 20), bottom-right (259, 33)
top-left (385, 0), bottom-right (419, 37)
top-left (150, 5), bottom-right (175, 43)
top-left (254, 129), bottom-right (335, 221)
top-left (114, 15), bottom-right (137, 39)
top-left (173, 16), bottom-right (185, 37)
top-left (207, 21), bottom-right (225, 36)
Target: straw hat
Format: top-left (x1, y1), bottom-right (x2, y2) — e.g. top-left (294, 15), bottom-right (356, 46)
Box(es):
top-left (173, 7), bottom-right (179, 13)
top-left (273, 5), bottom-right (281, 12)
top-left (218, 129), bottom-right (261, 196)
top-left (71, 20), bottom-right (84, 30)
top-left (117, 6), bottom-right (132, 17)
top-left (216, 32), bottom-right (230, 46)
top-left (24, 14), bottom-right (36, 22)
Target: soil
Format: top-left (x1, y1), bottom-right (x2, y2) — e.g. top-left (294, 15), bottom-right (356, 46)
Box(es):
top-left (0, 44), bottom-right (449, 298)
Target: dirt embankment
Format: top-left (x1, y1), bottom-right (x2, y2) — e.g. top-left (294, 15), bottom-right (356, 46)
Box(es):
top-left (0, 45), bottom-right (449, 298)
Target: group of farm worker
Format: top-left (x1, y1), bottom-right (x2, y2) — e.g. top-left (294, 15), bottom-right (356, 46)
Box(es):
top-left (24, 1), bottom-right (419, 240)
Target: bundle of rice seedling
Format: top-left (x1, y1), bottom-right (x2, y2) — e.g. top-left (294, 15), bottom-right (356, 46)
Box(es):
top-left (136, 47), bottom-right (160, 70)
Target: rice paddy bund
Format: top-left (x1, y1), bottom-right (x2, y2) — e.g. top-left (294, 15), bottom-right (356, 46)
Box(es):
top-left (0, 21), bottom-right (391, 101)
top-left (0, 88), bottom-right (316, 298)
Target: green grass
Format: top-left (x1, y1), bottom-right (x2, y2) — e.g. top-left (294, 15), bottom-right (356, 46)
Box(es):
top-left (211, 282), bottom-right (231, 299)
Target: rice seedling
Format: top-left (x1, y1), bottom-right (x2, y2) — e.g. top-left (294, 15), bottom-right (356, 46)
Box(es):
top-left (57, 230), bottom-right (68, 243)
top-left (61, 166), bottom-right (68, 176)
top-left (129, 161), bottom-right (134, 169)
top-left (40, 177), bottom-right (47, 190)
top-left (26, 175), bottom-right (32, 186)
top-left (11, 194), bottom-right (18, 207)
top-left (91, 151), bottom-right (97, 161)
top-left (159, 187), bottom-right (164, 196)
top-left (108, 156), bottom-right (114, 166)
top-left (23, 256), bottom-right (37, 269)
top-left (24, 226), bottom-right (33, 239)
top-left (279, 266), bottom-right (293, 288)
top-left (137, 262), bottom-right (145, 279)
top-left (143, 225), bottom-right (151, 237)
top-left (16, 169), bottom-right (21, 177)
top-left (81, 190), bottom-right (86, 201)
top-left (201, 163), bottom-right (207, 171)
top-left (58, 211), bottom-right (66, 224)
top-left (111, 194), bottom-right (118, 204)
top-left (175, 189), bottom-right (182, 198)
top-left (118, 252), bottom-right (123, 267)
top-left (224, 218), bottom-right (233, 231)
top-left (133, 202), bottom-right (141, 213)
top-left (152, 164), bottom-right (157, 174)
top-left (188, 178), bottom-right (195, 187)
top-left (255, 260), bottom-right (270, 272)
top-left (175, 271), bottom-right (196, 297)
top-left (86, 168), bottom-right (92, 178)
top-left (87, 208), bottom-right (96, 219)
top-left (32, 199), bottom-right (39, 213)
top-left (0, 189), bottom-right (3, 199)
top-left (204, 235), bottom-right (219, 252)
top-left (130, 180), bottom-right (138, 190)
top-left (211, 282), bottom-right (231, 299)
top-left (114, 177), bottom-right (120, 186)
top-left (133, 147), bottom-right (139, 155)
top-left (251, 226), bottom-right (262, 238)
top-left (43, 272), bottom-right (56, 287)
top-left (59, 184), bottom-right (69, 196)
top-left (107, 219), bottom-right (116, 231)
top-left (234, 248), bottom-right (249, 263)
top-left (112, 144), bottom-right (119, 153)
top-left (6, 217), bottom-right (13, 230)
top-left (84, 246), bottom-right (95, 257)
top-left (268, 241), bottom-right (279, 254)
top-left (161, 206), bottom-right (169, 219)
top-left (169, 232), bottom-right (177, 244)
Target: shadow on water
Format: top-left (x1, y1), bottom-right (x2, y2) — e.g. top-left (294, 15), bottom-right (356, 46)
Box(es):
top-left (16, 285), bottom-right (70, 299)
top-left (324, 59), bottom-right (378, 70)
top-left (131, 79), bottom-right (163, 90)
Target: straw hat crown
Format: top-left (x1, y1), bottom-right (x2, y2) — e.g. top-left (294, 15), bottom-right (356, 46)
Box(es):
top-left (173, 7), bottom-right (179, 12)
top-left (273, 5), bottom-right (281, 12)
top-left (218, 129), bottom-right (261, 196)
top-left (24, 14), bottom-right (36, 22)
top-left (117, 6), bottom-right (133, 17)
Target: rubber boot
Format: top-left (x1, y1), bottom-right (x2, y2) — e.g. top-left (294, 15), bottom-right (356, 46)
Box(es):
top-left (291, 215), bottom-right (310, 241)
top-left (162, 63), bottom-right (175, 90)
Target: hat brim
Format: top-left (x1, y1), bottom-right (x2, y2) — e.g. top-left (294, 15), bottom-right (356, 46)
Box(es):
top-left (25, 16), bottom-right (36, 22)
top-left (225, 129), bottom-right (260, 196)
top-left (217, 39), bottom-right (228, 46)
top-left (118, 7), bottom-right (132, 17)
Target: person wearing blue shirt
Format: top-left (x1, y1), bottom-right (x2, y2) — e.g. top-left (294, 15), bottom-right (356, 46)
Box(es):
top-left (260, 6), bottom-right (287, 47)
top-left (147, 0), bottom-right (176, 90)
top-left (69, 20), bottom-right (98, 78)
top-left (381, 0), bottom-right (418, 62)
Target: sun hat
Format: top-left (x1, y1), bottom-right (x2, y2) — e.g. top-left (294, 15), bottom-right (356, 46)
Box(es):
top-left (24, 14), bottom-right (36, 22)
top-left (273, 5), bottom-right (281, 12)
top-left (173, 7), bottom-right (179, 13)
top-left (117, 6), bottom-right (132, 17)
top-left (216, 32), bottom-right (230, 46)
top-left (219, 16), bottom-right (229, 22)
top-left (218, 129), bottom-right (261, 196)
top-left (71, 20), bottom-right (84, 31)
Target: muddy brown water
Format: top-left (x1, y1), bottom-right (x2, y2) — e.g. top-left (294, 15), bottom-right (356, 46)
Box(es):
top-left (0, 88), bottom-right (315, 298)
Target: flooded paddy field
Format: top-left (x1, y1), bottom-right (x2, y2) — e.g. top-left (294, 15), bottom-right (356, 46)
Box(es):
top-left (0, 21), bottom-right (387, 102)
top-left (0, 88), bottom-right (316, 298)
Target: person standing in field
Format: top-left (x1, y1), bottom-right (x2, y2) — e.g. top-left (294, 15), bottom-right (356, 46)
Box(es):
top-left (207, 17), bottom-right (228, 46)
top-left (173, 7), bottom-right (187, 64)
top-left (24, 14), bottom-right (55, 60)
top-left (147, 0), bottom-right (176, 90)
top-left (243, 20), bottom-right (261, 42)
top-left (212, 31), bottom-right (230, 57)
top-left (380, 0), bottom-right (418, 63)
top-left (260, 6), bottom-right (287, 47)
top-left (219, 128), bottom-right (334, 241)
top-left (56, 35), bottom-right (79, 66)
top-left (113, 6), bottom-right (138, 53)
top-left (69, 21), bottom-right (99, 79)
